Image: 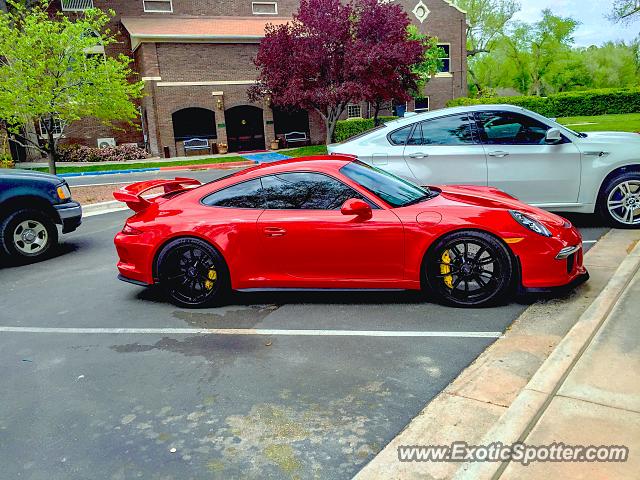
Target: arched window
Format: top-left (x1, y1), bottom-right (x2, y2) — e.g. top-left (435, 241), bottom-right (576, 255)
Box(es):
top-left (172, 108), bottom-right (217, 140)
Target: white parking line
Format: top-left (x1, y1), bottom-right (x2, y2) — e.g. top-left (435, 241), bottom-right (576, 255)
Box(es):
top-left (0, 326), bottom-right (502, 338)
top-left (582, 240), bottom-right (598, 245)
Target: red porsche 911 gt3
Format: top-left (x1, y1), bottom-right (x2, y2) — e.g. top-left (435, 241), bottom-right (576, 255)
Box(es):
top-left (113, 155), bottom-right (588, 308)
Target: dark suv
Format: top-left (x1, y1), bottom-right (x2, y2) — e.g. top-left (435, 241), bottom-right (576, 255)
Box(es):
top-left (0, 169), bottom-right (82, 262)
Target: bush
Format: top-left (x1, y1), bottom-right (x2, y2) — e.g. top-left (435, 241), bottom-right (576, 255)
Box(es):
top-left (334, 116), bottom-right (397, 143)
top-left (58, 143), bottom-right (149, 162)
top-left (0, 153), bottom-right (14, 168)
top-left (446, 88), bottom-right (640, 118)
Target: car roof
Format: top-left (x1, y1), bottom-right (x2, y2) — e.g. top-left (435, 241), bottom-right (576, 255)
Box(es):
top-left (227, 155), bottom-right (355, 179)
top-left (382, 104), bottom-right (533, 128)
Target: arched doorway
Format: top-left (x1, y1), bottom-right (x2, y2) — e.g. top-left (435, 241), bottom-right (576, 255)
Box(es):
top-left (172, 107), bottom-right (217, 141)
top-left (224, 105), bottom-right (265, 152)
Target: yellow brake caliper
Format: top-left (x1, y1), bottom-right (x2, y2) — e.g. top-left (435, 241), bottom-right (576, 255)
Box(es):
top-left (204, 268), bottom-right (217, 291)
top-left (440, 250), bottom-right (454, 289)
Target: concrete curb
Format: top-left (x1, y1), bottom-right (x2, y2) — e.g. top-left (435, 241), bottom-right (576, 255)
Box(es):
top-left (82, 200), bottom-right (128, 217)
top-left (454, 238), bottom-right (640, 479)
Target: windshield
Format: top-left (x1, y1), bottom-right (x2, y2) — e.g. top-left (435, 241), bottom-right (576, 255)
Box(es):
top-left (340, 161), bottom-right (432, 207)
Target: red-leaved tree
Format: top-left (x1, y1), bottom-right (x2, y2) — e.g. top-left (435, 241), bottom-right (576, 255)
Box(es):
top-left (351, 0), bottom-right (424, 126)
top-left (250, 0), bottom-right (424, 144)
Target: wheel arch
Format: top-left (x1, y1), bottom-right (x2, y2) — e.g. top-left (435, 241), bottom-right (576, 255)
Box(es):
top-left (597, 164), bottom-right (640, 202)
top-left (419, 227), bottom-right (518, 290)
top-left (151, 234), bottom-right (229, 283)
top-left (0, 195), bottom-right (60, 224)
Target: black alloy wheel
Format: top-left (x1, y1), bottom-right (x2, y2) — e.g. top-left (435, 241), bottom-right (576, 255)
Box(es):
top-left (425, 231), bottom-right (514, 307)
top-left (157, 238), bottom-right (229, 308)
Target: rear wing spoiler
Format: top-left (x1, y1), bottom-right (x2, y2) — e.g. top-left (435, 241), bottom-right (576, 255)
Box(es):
top-left (113, 177), bottom-right (202, 212)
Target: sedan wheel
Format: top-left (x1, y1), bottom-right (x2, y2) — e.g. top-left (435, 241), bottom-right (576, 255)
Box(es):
top-left (157, 238), bottom-right (228, 308)
top-left (604, 178), bottom-right (640, 227)
top-left (425, 231), bottom-right (513, 307)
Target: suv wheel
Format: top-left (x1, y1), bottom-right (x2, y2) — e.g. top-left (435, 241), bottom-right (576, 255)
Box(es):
top-left (598, 173), bottom-right (640, 228)
top-left (0, 209), bottom-right (58, 262)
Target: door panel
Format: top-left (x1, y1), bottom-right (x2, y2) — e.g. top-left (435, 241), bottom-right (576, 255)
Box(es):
top-left (402, 114), bottom-right (488, 187)
top-left (476, 111), bottom-right (582, 204)
top-left (257, 209), bottom-right (404, 284)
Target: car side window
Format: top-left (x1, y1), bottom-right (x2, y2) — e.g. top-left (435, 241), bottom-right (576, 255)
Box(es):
top-left (201, 178), bottom-right (264, 208)
top-left (260, 172), bottom-right (370, 210)
top-left (388, 125), bottom-right (414, 146)
top-left (409, 115), bottom-right (476, 145)
top-left (475, 111), bottom-right (565, 145)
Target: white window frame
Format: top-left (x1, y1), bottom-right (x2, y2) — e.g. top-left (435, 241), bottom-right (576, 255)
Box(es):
top-left (143, 0), bottom-right (174, 13)
top-left (61, 0), bottom-right (94, 11)
top-left (414, 97), bottom-right (430, 113)
top-left (436, 43), bottom-right (452, 76)
top-left (39, 117), bottom-right (65, 139)
top-left (252, 2), bottom-right (278, 15)
top-left (347, 104), bottom-right (362, 119)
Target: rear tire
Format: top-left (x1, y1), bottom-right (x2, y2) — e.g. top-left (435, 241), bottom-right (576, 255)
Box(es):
top-left (424, 231), bottom-right (514, 307)
top-left (156, 238), bottom-right (229, 308)
top-left (0, 209), bottom-right (58, 263)
top-left (598, 172), bottom-right (640, 228)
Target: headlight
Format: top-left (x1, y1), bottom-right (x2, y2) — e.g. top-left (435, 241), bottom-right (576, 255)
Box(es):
top-left (57, 183), bottom-right (72, 200)
top-left (509, 210), bottom-right (552, 237)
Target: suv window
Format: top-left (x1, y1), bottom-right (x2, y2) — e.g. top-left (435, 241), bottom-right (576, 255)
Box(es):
top-left (202, 178), bottom-right (264, 208)
top-left (260, 172), bottom-right (367, 210)
top-left (388, 125), bottom-right (414, 146)
top-left (475, 111), bottom-right (563, 145)
top-left (408, 114), bottom-right (475, 145)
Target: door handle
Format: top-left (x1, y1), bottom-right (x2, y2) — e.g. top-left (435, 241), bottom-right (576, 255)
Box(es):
top-left (409, 152), bottom-right (429, 159)
top-left (263, 227), bottom-right (287, 237)
top-left (488, 151), bottom-right (509, 158)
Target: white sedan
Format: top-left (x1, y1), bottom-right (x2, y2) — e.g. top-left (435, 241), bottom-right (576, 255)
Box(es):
top-left (328, 105), bottom-right (640, 227)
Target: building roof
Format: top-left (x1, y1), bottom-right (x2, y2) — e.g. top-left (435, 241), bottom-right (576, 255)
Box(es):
top-left (121, 16), bottom-right (293, 50)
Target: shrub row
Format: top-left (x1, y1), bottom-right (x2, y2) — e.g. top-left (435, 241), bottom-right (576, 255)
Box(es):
top-left (334, 116), bottom-right (397, 143)
top-left (446, 88), bottom-right (640, 118)
top-left (58, 143), bottom-right (149, 162)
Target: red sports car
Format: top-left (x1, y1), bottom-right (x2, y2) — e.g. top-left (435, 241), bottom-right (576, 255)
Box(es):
top-left (113, 156), bottom-right (588, 308)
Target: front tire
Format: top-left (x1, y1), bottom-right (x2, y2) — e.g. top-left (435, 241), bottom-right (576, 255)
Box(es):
top-left (598, 172), bottom-right (640, 228)
top-left (424, 231), bottom-right (514, 307)
top-left (0, 209), bottom-right (58, 263)
top-left (156, 238), bottom-right (229, 308)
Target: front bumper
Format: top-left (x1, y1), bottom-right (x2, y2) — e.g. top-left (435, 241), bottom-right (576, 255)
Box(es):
top-left (55, 202), bottom-right (82, 233)
top-left (509, 224), bottom-right (588, 291)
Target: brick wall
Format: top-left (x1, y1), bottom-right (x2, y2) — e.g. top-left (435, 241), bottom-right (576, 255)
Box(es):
top-left (50, 0), bottom-right (466, 155)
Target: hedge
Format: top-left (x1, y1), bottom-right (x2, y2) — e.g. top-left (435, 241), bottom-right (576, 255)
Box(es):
top-left (446, 88), bottom-right (640, 118)
top-left (334, 116), bottom-right (397, 143)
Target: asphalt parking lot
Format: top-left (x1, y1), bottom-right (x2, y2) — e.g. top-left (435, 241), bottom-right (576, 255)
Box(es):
top-left (0, 202), bottom-right (608, 479)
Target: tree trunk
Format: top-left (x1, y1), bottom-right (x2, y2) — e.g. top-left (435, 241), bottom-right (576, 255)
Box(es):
top-left (373, 100), bottom-right (382, 127)
top-left (46, 129), bottom-right (57, 175)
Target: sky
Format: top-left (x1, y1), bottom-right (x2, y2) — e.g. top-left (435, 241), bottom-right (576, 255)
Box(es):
top-left (513, 0), bottom-right (639, 46)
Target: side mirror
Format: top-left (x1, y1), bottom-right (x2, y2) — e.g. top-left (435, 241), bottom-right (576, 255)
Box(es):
top-left (545, 128), bottom-right (562, 144)
top-left (341, 198), bottom-right (372, 218)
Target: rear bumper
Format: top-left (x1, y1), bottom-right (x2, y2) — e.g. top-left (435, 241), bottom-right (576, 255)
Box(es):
top-left (117, 274), bottom-right (151, 287)
top-left (55, 202), bottom-right (82, 233)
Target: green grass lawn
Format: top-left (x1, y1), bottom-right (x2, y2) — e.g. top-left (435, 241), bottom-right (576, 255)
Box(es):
top-left (32, 145), bottom-right (329, 174)
top-left (557, 113), bottom-right (640, 133)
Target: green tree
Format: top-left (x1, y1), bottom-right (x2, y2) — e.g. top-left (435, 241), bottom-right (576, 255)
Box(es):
top-left (502, 9), bottom-right (580, 95)
top-left (407, 25), bottom-right (445, 97)
top-left (0, 1), bottom-right (143, 174)
top-left (454, 0), bottom-right (520, 94)
top-left (610, 0), bottom-right (640, 22)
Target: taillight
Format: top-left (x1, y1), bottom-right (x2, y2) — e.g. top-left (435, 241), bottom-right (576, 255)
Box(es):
top-left (121, 224), bottom-right (143, 235)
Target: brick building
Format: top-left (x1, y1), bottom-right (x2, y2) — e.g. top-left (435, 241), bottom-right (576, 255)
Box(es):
top-left (48, 0), bottom-right (466, 158)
